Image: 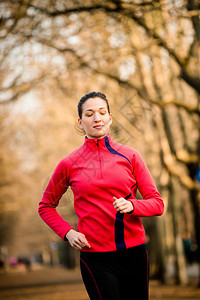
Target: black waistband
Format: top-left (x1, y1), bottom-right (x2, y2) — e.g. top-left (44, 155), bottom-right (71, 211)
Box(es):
top-left (80, 243), bottom-right (145, 260)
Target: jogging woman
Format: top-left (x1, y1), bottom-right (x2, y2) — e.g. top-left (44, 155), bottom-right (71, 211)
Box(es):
top-left (38, 91), bottom-right (164, 300)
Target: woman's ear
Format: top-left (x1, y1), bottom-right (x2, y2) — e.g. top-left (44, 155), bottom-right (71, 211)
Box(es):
top-left (78, 118), bottom-right (83, 129)
top-left (109, 113), bottom-right (112, 125)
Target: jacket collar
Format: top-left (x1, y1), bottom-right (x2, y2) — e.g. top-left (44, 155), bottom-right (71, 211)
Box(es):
top-left (84, 133), bottom-right (113, 149)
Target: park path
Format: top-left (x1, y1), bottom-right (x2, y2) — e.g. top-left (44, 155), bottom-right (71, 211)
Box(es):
top-left (0, 267), bottom-right (200, 300)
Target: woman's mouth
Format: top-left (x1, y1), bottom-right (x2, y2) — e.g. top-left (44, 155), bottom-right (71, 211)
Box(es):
top-left (94, 125), bottom-right (103, 129)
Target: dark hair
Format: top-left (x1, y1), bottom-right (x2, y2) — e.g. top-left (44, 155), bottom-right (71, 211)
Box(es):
top-left (77, 92), bottom-right (110, 118)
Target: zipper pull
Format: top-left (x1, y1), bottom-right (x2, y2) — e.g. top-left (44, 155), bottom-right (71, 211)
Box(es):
top-left (97, 139), bottom-right (99, 146)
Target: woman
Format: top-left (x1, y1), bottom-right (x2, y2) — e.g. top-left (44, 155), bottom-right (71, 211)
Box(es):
top-left (38, 91), bottom-right (164, 300)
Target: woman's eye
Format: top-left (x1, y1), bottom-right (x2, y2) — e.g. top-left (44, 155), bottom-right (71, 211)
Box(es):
top-left (86, 114), bottom-right (93, 117)
top-left (100, 112), bottom-right (106, 115)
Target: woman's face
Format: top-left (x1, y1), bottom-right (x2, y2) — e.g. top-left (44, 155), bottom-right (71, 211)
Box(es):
top-left (78, 97), bottom-right (112, 139)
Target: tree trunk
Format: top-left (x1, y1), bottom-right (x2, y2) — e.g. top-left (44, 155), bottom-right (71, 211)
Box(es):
top-left (170, 179), bottom-right (188, 284)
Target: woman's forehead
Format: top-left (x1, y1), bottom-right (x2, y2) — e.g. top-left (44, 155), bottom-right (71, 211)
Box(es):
top-left (82, 97), bottom-right (107, 111)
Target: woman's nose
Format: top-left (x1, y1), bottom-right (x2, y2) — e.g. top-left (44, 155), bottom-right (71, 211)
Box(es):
top-left (94, 113), bottom-right (101, 122)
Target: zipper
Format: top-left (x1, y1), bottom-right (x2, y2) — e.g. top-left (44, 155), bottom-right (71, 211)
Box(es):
top-left (97, 140), bottom-right (103, 179)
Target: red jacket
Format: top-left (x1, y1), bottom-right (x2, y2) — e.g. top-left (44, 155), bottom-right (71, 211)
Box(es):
top-left (38, 133), bottom-right (164, 252)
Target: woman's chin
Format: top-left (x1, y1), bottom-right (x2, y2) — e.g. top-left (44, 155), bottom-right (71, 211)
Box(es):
top-left (88, 130), bottom-right (108, 139)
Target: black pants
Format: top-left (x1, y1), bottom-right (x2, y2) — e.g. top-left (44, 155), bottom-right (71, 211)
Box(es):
top-left (80, 244), bottom-right (149, 300)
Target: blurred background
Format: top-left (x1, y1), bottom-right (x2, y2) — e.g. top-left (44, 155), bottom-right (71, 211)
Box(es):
top-left (0, 0), bottom-right (200, 287)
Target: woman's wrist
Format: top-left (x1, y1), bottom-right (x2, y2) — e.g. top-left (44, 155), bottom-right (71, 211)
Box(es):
top-left (65, 229), bottom-right (75, 239)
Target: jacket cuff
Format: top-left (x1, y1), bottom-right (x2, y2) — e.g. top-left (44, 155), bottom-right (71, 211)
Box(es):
top-left (127, 200), bottom-right (135, 214)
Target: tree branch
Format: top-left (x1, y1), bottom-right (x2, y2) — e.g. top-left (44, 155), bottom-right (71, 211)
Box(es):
top-left (155, 110), bottom-right (199, 191)
top-left (7, 0), bottom-right (199, 94)
top-left (0, 75), bottom-right (45, 104)
top-left (91, 69), bottom-right (200, 116)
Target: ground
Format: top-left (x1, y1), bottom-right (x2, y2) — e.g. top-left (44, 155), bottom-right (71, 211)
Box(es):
top-left (0, 267), bottom-right (200, 300)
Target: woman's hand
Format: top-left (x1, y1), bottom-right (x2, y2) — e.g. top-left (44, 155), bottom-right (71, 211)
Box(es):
top-left (66, 229), bottom-right (91, 250)
top-left (113, 197), bottom-right (134, 214)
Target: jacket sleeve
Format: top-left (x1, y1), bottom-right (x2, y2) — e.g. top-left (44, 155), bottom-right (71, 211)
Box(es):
top-left (38, 159), bottom-right (74, 240)
top-left (129, 151), bottom-right (165, 217)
